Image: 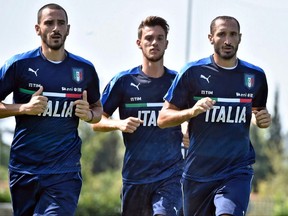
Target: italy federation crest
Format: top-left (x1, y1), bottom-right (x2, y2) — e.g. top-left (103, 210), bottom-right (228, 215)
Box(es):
top-left (72, 68), bottom-right (83, 83)
top-left (244, 74), bottom-right (254, 89)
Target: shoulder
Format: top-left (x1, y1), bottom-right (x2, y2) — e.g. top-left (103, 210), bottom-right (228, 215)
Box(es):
top-left (102, 66), bottom-right (140, 95)
top-left (179, 56), bottom-right (212, 75)
top-left (238, 59), bottom-right (265, 73)
top-left (4, 48), bottom-right (40, 67)
top-left (164, 67), bottom-right (177, 75)
top-left (67, 52), bottom-right (95, 68)
top-left (164, 67), bottom-right (178, 77)
top-left (110, 66), bottom-right (140, 82)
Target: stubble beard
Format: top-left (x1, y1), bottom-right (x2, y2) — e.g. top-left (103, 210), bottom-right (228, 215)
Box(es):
top-left (215, 45), bottom-right (239, 60)
top-left (42, 34), bottom-right (67, 51)
top-left (143, 51), bottom-right (165, 62)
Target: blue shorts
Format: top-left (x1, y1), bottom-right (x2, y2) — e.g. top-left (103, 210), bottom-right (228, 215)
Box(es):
top-left (182, 173), bottom-right (253, 216)
top-left (121, 174), bottom-right (183, 216)
top-left (9, 171), bottom-right (82, 216)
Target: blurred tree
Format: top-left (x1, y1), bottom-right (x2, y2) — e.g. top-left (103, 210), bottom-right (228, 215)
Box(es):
top-left (91, 131), bottom-right (122, 173)
top-left (0, 124), bottom-right (11, 167)
top-left (267, 88), bottom-right (283, 155)
top-left (250, 87), bottom-right (288, 214)
top-left (79, 122), bottom-right (123, 175)
top-left (76, 170), bottom-right (122, 216)
top-left (0, 122), bottom-right (12, 202)
top-left (250, 125), bottom-right (273, 192)
top-left (250, 88), bottom-right (283, 192)
top-left (76, 122), bottom-right (124, 215)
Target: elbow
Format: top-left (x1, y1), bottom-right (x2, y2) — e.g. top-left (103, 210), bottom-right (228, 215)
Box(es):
top-left (157, 117), bottom-right (169, 129)
top-left (93, 114), bottom-right (102, 124)
top-left (157, 121), bottom-right (165, 129)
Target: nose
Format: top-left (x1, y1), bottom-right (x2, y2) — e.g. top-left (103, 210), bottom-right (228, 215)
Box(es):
top-left (151, 38), bottom-right (158, 46)
top-left (52, 24), bottom-right (60, 33)
top-left (224, 39), bottom-right (231, 46)
top-left (224, 36), bottom-right (232, 45)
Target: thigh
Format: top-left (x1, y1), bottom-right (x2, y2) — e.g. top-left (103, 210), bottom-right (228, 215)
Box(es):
top-left (152, 175), bottom-right (182, 216)
top-left (121, 183), bottom-right (152, 216)
top-left (34, 172), bottom-right (82, 216)
top-left (9, 171), bottom-right (39, 216)
top-left (182, 178), bottom-right (217, 216)
top-left (214, 173), bottom-right (253, 216)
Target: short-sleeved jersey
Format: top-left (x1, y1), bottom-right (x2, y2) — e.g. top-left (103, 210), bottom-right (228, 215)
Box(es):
top-left (102, 66), bottom-right (183, 184)
top-left (0, 47), bottom-right (100, 174)
top-left (164, 56), bottom-right (268, 182)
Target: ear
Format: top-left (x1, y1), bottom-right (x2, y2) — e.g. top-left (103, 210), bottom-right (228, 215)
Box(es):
top-left (35, 24), bottom-right (41, 36)
top-left (239, 33), bottom-right (242, 44)
top-left (66, 24), bottom-right (70, 36)
top-left (165, 40), bottom-right (169, 49)
top-left (136, 39), bottom-right (142, 49)
top-left (208, 34), bottom-right (214, 44)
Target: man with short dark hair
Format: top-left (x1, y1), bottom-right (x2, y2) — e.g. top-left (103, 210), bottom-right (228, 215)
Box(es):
top-left (158, 16), bottom-right (271, 216)
top-left (0, 3), bottom-right (102, 215)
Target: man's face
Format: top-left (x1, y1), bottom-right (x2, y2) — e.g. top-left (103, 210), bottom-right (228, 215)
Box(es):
top-left (35, 8), bottom-right (70, 50)
top-left (137, 25), bottom-right (168, 62)
top-left (209, 19), bottom-right (241, 60)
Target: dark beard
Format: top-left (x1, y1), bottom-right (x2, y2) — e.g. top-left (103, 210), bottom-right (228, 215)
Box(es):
top-left (47, 43), bottom-right (62, 50)
top-left (42, 35), bottom-right (67, 51)
top-left (215, 45), bottom-right (238, 60)
top-left (143, 52), bottom-right (165, 62)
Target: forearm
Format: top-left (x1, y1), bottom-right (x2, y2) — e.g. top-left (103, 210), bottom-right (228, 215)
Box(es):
top-left (91, 115), bottom-right (121, 132)
top-left (86, 100), bottom-right (103, 124)
top-left (158, 108), bottom-right (192, 128)
top-left (88, 107), bottom-right (103, 124)
top-left (158, 98), bottom-right (215, 128)
top-left (0, 102), bottom-right (26, 118)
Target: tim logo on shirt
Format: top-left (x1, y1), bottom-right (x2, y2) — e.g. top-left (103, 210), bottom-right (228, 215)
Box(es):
top-left (72, 68), bottom-right (83, 83)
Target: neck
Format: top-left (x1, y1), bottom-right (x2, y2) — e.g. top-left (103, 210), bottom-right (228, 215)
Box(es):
top-left (213, 54), bottom-right (237, 68)
top-left (41, 46), bottom-right (66, 61)
top-left (141, 58), bottom-right (165, 78)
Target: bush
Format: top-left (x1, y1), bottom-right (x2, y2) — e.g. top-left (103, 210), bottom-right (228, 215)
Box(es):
top-left (76, 170), bottom-right (122, 216)
top-left (273, 194), bottom-right (288, 216)
top-left (0, 166), bottom-right (11, 202)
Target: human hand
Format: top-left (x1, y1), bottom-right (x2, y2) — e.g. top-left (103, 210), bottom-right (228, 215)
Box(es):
top-left (74, 90), bottom-right (92, 121)
top-left (252, 109), bottom-right (271, 128)
top-left (190, 97), bottom-right (215, 117)
top-left (118, 117), bottom-right (143, 133)
top-left (20, 86), bottom-right (48, 115)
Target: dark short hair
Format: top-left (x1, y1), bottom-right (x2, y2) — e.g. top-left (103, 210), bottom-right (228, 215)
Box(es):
top-left (37, 3), bottom-right (68, 24)
top-left (138, 16), bottom-right (169, 39)
top-left (210, 16), bottom-right (240, 34)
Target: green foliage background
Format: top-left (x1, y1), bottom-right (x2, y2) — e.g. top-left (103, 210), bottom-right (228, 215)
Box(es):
top-left (76, 123), bottom-right (123, 215)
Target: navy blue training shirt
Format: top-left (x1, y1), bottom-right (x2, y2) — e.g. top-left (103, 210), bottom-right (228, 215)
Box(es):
top-left (164, 55), bottom-right (268, 182)
top-left (0, 47), bottom-right (100, 174)
top-left (101, 66), bottom-right (184, 184)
